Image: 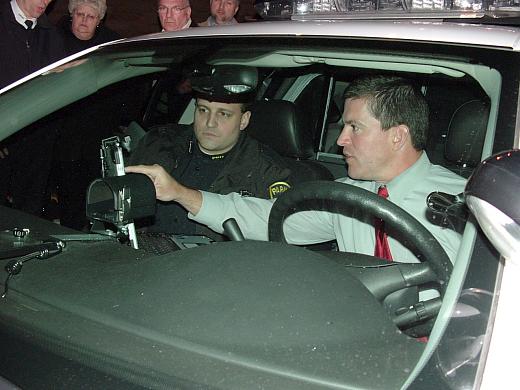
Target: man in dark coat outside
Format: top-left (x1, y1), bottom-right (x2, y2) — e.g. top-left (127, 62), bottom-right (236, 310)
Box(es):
top-left (0, 0), bottom-right (66, 216)
top-left (0, 0), bottom-right (65, 89)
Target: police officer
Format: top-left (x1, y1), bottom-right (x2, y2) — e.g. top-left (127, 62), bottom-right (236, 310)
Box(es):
top-left (129, 65), bottom-right (292, 240)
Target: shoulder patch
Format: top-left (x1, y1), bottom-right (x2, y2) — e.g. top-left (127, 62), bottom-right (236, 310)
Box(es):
top-left (268, 182), bottom-right (291, 199)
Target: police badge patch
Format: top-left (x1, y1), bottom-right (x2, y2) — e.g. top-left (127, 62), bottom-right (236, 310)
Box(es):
top-left (268, 182), bottom-right (291, 199)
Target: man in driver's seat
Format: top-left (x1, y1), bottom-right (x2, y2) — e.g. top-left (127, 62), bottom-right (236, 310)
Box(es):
top-left (127, 75), bottom-right (466, 262)
top-left (128, 66), bottom-right (292, 239)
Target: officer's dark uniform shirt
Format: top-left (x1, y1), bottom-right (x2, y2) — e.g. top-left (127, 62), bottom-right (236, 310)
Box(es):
top-left (157, 143), bottom-right (229, 234)
top-left (129, 123), bottom-right (293, 239)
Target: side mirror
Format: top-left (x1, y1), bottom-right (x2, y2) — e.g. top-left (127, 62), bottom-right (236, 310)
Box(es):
top-left (465, 149), bottom-right (520, 259)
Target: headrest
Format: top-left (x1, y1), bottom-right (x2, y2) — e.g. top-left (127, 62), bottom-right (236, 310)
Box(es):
top-left (327, 99), bottom-right (342, 124)
top-left (445, 99), bottom-right (489, 167)
top-left (246, 100), bottom-right (314, 159)
top-left (187, 64), bottom-right (258, 104)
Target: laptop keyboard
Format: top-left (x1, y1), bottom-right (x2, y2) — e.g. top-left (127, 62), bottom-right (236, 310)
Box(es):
top-left (136, 232), bottom-right (182, 255)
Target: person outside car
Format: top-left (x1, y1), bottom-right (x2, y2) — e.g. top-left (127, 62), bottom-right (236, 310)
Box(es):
top-left (157, 0), bottom-right (195, 31)
top-left (198, 0), bottom-right (239, 26)
top-left (0, 0), bottom-right (65, 89)
top-left (0, 0), bottom-right (66, 216)
top-left (57, 0), bottom-right (120, 54)
top-left (51, 0), bottom-right (122, 230)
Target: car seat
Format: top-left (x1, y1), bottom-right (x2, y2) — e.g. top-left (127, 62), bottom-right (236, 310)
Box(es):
top-left (444, 99), bottom-right (490, 178)
top-left (323, 98), bottom-right (344, 154)
top-left (246, 100), bottom-right (334, 183)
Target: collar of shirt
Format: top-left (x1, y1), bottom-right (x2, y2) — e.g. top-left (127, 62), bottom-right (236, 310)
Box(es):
top-left (206, 16), bottom-right (238, 26)
top-left (341, 152), bottom-right (430, 200)
top-left (194, 143), bottom-right (229, 161)
top-left (182, 18), bottom-right (192, 30)
top-left (10, 0), bottom-right (37, 29)
top-left (385, 151), bottom-right (430, 202)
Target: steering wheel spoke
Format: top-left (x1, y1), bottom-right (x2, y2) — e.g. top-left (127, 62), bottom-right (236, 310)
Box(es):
top-left (268, 180), bottom-right (452, 330)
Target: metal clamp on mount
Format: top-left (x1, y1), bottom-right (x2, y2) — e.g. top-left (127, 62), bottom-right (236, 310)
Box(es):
top-left (87, 136), bottom-right (156, 249)
top-left (86, 173), bottom-right (156, 248)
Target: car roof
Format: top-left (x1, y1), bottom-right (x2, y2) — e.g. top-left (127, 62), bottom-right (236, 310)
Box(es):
top-left (120, 20), bottom-right (520, 51)
top-left (1, 18), bottom-right (519, 96)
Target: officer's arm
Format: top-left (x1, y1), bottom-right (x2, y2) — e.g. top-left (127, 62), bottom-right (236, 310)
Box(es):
top-left (125, 164), bottom-right (202, 215)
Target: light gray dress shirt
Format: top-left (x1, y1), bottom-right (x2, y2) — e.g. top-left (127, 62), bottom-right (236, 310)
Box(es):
top-left (191, 152), bottom-right (466, 263)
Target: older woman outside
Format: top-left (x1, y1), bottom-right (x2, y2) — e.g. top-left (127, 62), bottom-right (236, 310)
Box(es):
top-left (53, 0), bottom-right (123, 231)
top-left (58, 0), bottom-right (120, 54)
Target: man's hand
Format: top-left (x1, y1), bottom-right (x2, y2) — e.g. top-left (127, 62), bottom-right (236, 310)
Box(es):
top-left (125, 164), bottom-right (179, 201)
top-left (125, 164), bottom-right (202, 215)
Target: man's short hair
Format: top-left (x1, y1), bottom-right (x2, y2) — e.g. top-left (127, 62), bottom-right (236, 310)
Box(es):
top-left (68, 0), bottom-right (107, 19)
top-left (195, 98), bottom-right (249, 113)
top-left (343, 75), bottom-right (429, 150)
top-left (158, 0), bottom-right (191, 5)
top-left (210, 0), bottom-right (240, 4)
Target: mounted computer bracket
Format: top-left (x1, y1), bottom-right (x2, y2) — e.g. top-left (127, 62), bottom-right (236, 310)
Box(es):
top-left (86, 173), bottom-right (156, 248)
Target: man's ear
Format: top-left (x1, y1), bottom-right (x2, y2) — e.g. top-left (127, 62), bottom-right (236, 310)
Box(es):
top-left (391, 124), bottom-right (410, 150)
top-left (239, 110), bottom-right (251, 131)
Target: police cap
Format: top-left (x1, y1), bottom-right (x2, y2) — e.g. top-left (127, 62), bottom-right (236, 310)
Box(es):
top-left (188, 64), bottom-right (258, 104)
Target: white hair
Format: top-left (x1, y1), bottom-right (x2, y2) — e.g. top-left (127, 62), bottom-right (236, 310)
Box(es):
top-left (68, 0), bottom-right (107, 19)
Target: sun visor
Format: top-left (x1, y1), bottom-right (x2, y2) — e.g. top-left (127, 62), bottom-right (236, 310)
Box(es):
top-left (187, 64), bottom-right (258, 104)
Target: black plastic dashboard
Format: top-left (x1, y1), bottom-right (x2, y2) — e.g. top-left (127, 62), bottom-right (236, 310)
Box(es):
top-left (0, 206), bottom-right (423, 389)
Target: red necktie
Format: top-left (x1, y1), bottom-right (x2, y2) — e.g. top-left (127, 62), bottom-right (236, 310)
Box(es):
top-left (374, 185), bottom-right (393, 261)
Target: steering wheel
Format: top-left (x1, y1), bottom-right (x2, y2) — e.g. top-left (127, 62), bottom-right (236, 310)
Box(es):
top-left (268, 180), bottom-right (453, 330)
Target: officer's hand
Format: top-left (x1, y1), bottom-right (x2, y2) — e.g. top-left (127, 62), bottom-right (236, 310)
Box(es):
top-left (125, 164), bottom-right (179, 202)
top-left (126, 164), bottom-right (203, 215)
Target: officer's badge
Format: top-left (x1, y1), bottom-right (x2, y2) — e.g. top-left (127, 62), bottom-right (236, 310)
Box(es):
top-left (268, 182), bottom-right (291, 199)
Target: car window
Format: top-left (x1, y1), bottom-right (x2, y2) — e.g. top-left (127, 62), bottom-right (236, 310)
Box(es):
top-left (141, 73), bottom-right (194, 128)
top-left (252, 56), bottom-right (498, 182)
top-left (315, 73), bottom-right (493, 178)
